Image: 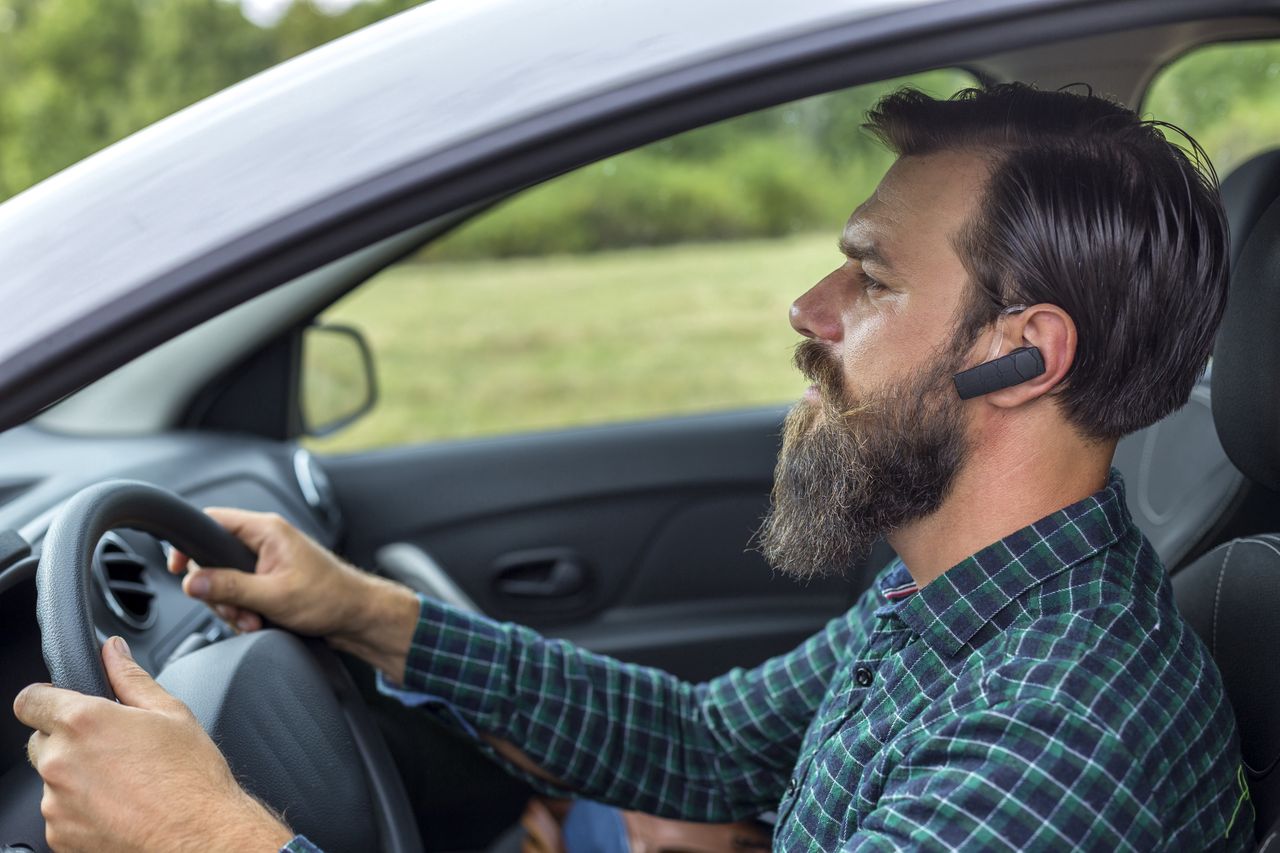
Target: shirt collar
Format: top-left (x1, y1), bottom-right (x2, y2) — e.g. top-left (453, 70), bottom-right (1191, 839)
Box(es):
top-left (878, 468), bottom-right (1133, 658)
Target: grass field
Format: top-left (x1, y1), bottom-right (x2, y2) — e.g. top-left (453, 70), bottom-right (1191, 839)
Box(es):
top-left (307, 232), bottom-right (841, 453)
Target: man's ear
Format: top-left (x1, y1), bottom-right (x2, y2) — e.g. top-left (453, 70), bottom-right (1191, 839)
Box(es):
top-left (983, 303), bottom-right (1076, 408)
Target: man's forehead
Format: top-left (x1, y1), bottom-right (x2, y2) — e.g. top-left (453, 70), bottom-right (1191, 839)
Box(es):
top-left (841, 153), bottom-right (989, 271)
top-left (840, 195), bottom-right (899, 268)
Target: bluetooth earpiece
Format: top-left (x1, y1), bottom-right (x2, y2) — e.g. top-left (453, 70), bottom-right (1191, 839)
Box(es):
top-left (952, 346), bottom-right (1046, 400)
top-left (952, 304), bottom-right (1047, 400)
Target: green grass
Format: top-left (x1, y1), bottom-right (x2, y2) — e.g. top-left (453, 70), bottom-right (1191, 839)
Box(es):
top-left (308, 232), bottom-right (841, 453)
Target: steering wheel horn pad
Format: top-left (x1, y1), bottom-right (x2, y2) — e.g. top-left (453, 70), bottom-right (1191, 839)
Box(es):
top-left (157, 630), bottom-right (377, 851)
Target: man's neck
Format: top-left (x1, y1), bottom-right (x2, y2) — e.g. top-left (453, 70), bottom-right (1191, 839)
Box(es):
top-left (889, 417), bottom-right (1117, 588)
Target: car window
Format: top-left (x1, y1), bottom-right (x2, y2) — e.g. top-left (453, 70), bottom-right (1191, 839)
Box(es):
top-left (1144, 40), bottom-right (1280, 177)
top-left (308, 70), bottom-right (976, 453)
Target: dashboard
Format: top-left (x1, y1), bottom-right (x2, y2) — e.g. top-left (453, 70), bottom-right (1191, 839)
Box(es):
top-left (0, 424), bottom-right (341, 852)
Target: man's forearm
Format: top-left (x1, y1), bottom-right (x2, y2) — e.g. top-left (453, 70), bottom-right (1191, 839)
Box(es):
top-left (332, 579), bottom-right (812, 820)
top-left (326, 573), bottom-right (420, 682)
top-left (329, 577), bottom-right (572, 788)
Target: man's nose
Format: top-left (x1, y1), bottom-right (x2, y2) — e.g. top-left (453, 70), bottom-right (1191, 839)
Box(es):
top-left (790, 272), bottom-right (844, 342)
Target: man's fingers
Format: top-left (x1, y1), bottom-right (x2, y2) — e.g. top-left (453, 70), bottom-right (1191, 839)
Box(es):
top-left (14, 683), bottom-right (81, 734)
top-left (202, 506), bottom-right (290, 553)
top-left (26, 730), bottom-right (47, 769)
top-left (168, 549), bottom-right (192, 575)
top-left (212, 603), bottom-right (260, 633)
top-left (183, 566), bottom-right (274, 614)
top-left (102, 637), bottom-right (175, 711)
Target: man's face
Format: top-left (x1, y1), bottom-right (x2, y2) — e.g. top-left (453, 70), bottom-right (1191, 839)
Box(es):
top-left (758, 151), bottom-right (992, 578)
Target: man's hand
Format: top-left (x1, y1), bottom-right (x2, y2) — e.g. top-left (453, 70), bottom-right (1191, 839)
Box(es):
top-left (14, 636), bottom-right (293, 853)
top-left (168, 508), bottom-right (420, 681)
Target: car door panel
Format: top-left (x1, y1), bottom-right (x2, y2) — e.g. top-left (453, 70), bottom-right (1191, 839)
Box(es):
top-left (323, 406), bottom-right (863, 680)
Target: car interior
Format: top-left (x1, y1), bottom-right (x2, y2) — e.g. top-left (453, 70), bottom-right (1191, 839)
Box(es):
top-left (6, 6), bottom-right (1280, 852)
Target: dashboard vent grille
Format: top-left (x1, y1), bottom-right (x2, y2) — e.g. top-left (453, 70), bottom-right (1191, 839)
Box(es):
top-left (93, 533), bottom-right (157, 630)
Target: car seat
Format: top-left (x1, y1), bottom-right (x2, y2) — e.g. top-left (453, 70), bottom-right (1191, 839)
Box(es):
top-left (1113, 150), bottom-right (1280, 570)
top-left (1173, 155), bottom-right (1280, 847)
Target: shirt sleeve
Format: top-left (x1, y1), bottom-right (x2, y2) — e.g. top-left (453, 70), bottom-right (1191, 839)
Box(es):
top-left (841, 699), bottom-right (1161, 851)
top-left (379, 590), bottom-right (880, 822)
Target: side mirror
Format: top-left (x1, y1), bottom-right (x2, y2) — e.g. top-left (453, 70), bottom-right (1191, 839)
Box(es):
top-left (300, 323), bottom-right (377, 437)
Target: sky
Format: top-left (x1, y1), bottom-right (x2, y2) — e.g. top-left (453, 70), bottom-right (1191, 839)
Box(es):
top-left (238, 0), bottom-right (368, 27)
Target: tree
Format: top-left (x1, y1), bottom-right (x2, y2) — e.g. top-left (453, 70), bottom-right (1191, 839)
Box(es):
top-left (0, 0), bottom-right (427, 202)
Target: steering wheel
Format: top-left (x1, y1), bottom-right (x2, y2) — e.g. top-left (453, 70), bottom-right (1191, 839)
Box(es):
top-left (34, 479), bottom-right (422, 852)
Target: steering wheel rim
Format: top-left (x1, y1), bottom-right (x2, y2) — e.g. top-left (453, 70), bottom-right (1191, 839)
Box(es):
top-left (34, 478), bottom-right (423, 851)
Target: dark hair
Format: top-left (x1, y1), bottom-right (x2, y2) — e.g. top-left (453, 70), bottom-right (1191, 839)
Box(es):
top-left (864, 83), bottom-right (1228, 441)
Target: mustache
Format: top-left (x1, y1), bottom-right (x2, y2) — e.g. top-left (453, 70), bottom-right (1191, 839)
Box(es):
top-left (794, 339), bottom-right (842, 391)
top-left (794, 339), bottom-right (881, 420)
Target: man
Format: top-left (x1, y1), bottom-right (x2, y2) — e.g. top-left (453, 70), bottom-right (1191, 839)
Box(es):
top-left (14, 83), bottom-right (1251, 850)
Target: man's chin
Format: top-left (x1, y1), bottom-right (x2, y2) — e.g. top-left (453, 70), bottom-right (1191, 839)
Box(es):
top-left (763, 375), bottom-right (968, 580)
top-left (791, 392), bottom-right (835, 439)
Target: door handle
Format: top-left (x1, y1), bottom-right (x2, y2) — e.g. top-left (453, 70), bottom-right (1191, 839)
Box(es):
top-left (492, 549), bottom-right (589, 599)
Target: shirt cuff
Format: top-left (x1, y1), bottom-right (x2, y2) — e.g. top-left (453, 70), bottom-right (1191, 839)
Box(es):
top-left (281, 835), bottom-right (323, 853)
top-left (394, 592), bottom-right (517, 734)
top-left (375, 667), bottom-right (479, 738)
top-left (376, 593), bottom-right (580, 800)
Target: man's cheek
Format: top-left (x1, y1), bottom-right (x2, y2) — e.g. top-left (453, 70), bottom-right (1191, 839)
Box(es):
top-left (841, 309), bottom-right (891, 363)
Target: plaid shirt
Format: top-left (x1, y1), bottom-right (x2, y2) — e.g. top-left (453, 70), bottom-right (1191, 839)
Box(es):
top-left (284, 471), bottom-right (1251, 851)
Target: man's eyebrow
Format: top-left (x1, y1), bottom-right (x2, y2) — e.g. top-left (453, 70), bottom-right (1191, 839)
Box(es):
top-left (837, 234), bottom-right (892, 270)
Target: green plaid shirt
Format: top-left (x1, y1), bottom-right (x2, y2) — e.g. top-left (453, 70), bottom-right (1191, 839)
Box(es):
top-left (285, 471), bottom-right (1251, 851)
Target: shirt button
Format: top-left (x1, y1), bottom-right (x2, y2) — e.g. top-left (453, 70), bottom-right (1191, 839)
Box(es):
top-left (787, 777), bottom-right (798, 796)
top-left (855, 666), bottom-right (874, 687)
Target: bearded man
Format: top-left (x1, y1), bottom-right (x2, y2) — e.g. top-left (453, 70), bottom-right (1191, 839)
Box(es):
top-left (15, 83), bottom-right (1251, 851)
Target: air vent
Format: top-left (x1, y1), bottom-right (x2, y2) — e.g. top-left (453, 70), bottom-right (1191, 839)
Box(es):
top-left (93, 532), bottom-right (157, 630)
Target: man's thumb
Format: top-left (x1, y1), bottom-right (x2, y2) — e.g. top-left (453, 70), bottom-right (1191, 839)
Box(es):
top-left (103, 636), bottom-right (172, 709)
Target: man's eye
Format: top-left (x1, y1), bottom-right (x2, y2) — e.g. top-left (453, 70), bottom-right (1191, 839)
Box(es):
top-left (860, 273), bottom-right (886, 293)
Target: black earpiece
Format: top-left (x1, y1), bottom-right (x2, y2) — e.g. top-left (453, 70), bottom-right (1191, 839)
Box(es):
top-left (952, 346), bottom-right (1046, 400)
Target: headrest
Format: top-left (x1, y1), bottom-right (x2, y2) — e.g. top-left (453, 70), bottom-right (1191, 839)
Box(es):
top-left (1213, 150), bottom-right (1280, 490)
top-left (1221, 150), bottom-right (1280, 271)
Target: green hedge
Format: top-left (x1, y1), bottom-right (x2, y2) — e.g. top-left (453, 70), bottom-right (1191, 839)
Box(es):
top-left (422, 72), bottom-right (970, 261)
top-left (423, 136), bottom-right (893, 261)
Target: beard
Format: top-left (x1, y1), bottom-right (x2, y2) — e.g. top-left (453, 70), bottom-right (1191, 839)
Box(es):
top-left (756, 337), bottom-right (972, 580)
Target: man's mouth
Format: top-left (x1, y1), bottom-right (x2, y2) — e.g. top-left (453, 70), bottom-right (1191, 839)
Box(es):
top-left (804, 383), bottom-right (821, 403)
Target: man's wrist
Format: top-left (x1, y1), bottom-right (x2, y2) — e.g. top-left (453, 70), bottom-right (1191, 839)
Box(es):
top-left (202, 789), bottom-right (294, 852)
top-left (327, 572), bottom-right (420, 682)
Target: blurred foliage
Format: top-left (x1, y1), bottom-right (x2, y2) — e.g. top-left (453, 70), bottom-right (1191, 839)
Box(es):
top-left (1143, 40), bottom-right (1280, 178)
top-left (0, 0), bottom-right (419, 200)
top-left (424, 70), bottom-right (973, 260)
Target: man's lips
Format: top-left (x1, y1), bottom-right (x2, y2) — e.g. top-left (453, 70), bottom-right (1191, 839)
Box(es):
top-left (804, 383), bottom-right (821, 403)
